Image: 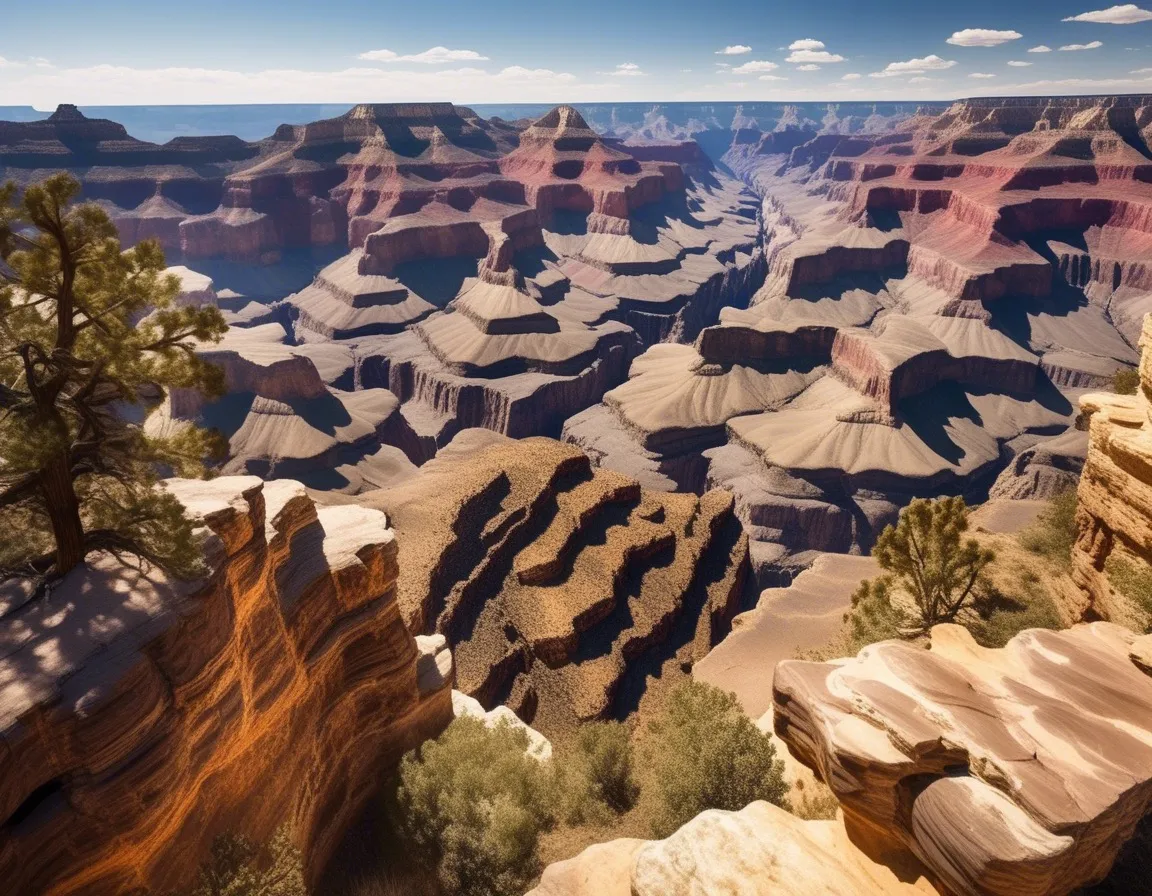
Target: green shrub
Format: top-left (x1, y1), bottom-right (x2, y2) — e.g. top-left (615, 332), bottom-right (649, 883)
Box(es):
top-left (844, 575), bottom-right (906, 647)
top-left (1106, 554), bottom-right (1152, 631)
top-left (395, 715), bottom-right (556, 896)
top-left (869, 497), bottom-right (995, 632)
top-left (1114, 367), bottom-right (1140, 396)
top-left (181, 826), bottom-right (306, 896)
top-left (643, 680), bottom-right (787, 838)
top-left (562, 721), bottom-right (639, 824)
top-left (966, 579), bottom-right (1063, 648)
top-left (790, 778), bottom-right (840, 821)
top-left (1019, 490), bottom-right (1079, 567)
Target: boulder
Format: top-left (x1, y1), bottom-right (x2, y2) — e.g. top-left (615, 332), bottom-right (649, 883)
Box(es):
top-left (773, 622), bottom-right (1152, 896)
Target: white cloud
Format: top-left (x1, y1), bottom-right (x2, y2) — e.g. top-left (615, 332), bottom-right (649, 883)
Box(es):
top-left (984, 72), bottom-right (1152, 93)
top-left (680, 68), bottom-right (693, 72)
top-left (1062, 5), bottom-right (1152, 24)
top-left (716, 45), bottom-right (752, 55)
top-left (730, 60), bottom-right (780, 73)
top-left (0, 62), bottom-right (615, 106)
top-left (357, 46), bottom-right (489, 64)
top-left (1007, 60), bottom-right (1033, 66)
top-left (969, 72), bottom-right (997, 78)
top-left (788, 38), bottom-right (826, 51)
top-left (796, 64), bottom-right (821, 71)
top-left (1028, 45), bottom-right (1053, 52)
top-left (908, 76), bottom-right (935, 83)
top-left (1132, 66), bottom-right (1152, 72)
top-left (946, 28), bottom-right (1023, 47)
top-left (841, 72), bottom-right (862, 80)
top-left (786, 49), bottom-right (846, 63)
top-left (875, 54), bottom-right (957, 76)
top-left (0, 56), bottom-right (22, 68)
top-left (1059, 40), bottom-right (1104, 50)
top-left (759, 75), bottom-right (789, 81)
top-left (601, 62), bottom-right (645, 77)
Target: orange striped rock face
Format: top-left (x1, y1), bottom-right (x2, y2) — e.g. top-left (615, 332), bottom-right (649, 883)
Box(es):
top-left (0, 477), bottom-right (452, 896)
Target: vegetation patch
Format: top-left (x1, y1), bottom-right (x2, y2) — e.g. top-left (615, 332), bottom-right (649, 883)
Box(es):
top-left (640, 679), bottom-right (788, 838)
top-left (176, 826), bottom-right (306, 896)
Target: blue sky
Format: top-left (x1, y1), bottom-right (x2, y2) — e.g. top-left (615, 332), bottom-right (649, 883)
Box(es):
top-left (1, 0), bottom-right (1151, 106)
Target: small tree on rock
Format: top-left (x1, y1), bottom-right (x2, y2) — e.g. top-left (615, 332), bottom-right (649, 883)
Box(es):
top-left (0, 173), bottom-right (226, 583)
top-left (853, 496), bottom-right (995, 635)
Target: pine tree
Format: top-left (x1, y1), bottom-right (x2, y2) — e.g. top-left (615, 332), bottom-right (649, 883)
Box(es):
top-left (864, 496), bottom-right (996, 633)
top-left (0, 173), bottom-right (227, 583)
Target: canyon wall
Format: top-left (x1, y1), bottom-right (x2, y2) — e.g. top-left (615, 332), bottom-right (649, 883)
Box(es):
top-left (0, 476), bottom-right (453, 896)
top-left (535, 619), bottom-right (1152, 896)
top-left (1073, 313), bottom-right (1152, 627)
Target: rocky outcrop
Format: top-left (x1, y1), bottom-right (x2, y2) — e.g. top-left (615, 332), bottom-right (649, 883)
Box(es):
top-left (1073, 313), bottom-right (1152, 626)
top-left (148, 323), bottom-right (425, 490)
top-left (773, 622), bottom-right (1152, 896)
top-left (358, 430), bottom-right (748, 734)
top-left (529, 802), bottom-right (937, 896)
top-left (0, 476), bottom-right (453, 896)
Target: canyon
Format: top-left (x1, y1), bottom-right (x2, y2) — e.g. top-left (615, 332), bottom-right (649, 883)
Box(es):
top-left (3, 94), bottom-right (1152, 895)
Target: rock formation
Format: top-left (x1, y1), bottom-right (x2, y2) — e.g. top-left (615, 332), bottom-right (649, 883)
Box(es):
top-left (0, 105), bottom-right (260, 253)
top-left (773, 622), bottom-right (1152, 896)
top-left (567, 96), bottom-right (1149, 563)
top-left (529, 802), bottom-right (937, 896)
top-left (1074, 313), bottom-right (1152, 626)
top-left (330, 105), bottom-right (763, 448)
top-left (0, 476), bottom-right (453, 895)
top-left (146, 321), bottom-right (424, 491)
top-left (354, 429), bottom-right (749, 733)
top-left (8, 102), bottom-right (764, 462)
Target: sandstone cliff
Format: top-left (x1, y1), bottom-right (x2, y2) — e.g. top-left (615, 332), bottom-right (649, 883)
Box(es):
top-left (1074, 313), bottom-right (1152, 626)
top-left (529, 801), bottom-right (937, 896)
top-left (0, 476), bottom-right (453, 895)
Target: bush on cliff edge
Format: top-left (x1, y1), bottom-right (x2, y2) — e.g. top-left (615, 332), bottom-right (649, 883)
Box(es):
top-left (642, 680), bottom-right (787, 838)
top-left (395, 715), bottom-right (557, 896)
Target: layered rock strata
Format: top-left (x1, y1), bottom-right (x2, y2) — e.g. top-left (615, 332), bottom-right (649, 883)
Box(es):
top-left (0, 476), bottom-right (453, 895)
top-left (356, 429), bottom-right (749, 733)
top-left (0, 105), bottom-right (260, 254)
top-left (147, 322), bottom-right (424, 491)
top-left (6, 103), bottom-right (765, 460)
top-left (332, 106), bottom-right (764, 446)
top-left (1073, 313), bottom-right (1152, 626)
top-left (773, 622), bottom-right (1152, 896)
top-left (569, 96), bottom-right (1149, 559)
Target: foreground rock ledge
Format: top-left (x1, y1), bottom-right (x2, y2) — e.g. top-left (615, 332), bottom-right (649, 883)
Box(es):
top-left (773, 622), bottom-right (1152, 896)
top-left (529, 800), bottom-right (936, 896)
top-left (0, 476), bottom-right (453, 896)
